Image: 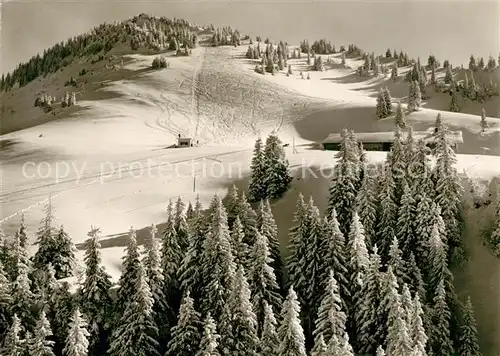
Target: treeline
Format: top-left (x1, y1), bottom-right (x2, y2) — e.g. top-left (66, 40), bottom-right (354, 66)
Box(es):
top-left (2, 116), bottom-right (497, 355)
top-left (211, 26), bottom-right (242, 47)
top-left (248, 41), bottom-right (289, 75)
top-left (0, 14), bottom-right (200, 92)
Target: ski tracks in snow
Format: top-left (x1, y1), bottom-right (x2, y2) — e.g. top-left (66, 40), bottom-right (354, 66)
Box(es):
top-left (192, 47), bottom-right (206, 140)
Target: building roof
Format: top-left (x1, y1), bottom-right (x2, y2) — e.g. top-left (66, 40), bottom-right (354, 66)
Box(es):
top-left (323, 129), bottom-right (463, 145)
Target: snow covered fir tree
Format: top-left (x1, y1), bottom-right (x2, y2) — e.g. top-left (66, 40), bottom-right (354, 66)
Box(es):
top-left (249, 133), bottom-right (292, 202)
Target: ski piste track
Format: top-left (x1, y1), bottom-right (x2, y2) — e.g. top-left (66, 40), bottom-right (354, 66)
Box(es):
top-left (193, 47), bottom-right (205, 140)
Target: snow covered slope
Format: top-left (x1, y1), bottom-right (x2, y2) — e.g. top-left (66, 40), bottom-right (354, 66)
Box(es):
top-left (1, 43), bottom-right (500, 355)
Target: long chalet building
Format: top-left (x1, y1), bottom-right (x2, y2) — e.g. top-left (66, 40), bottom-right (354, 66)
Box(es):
top-left (322, 129), bottom-right (463, 152)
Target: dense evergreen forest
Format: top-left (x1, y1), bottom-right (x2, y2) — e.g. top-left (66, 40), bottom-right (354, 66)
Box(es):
top-left (2, 116), bottom-right (499, 356)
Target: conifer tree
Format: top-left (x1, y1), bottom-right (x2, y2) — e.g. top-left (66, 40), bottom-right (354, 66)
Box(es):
top-left (346, 212), bottom-right (370, 338)
top-left (411, 140), bottom-right (434, 200)
top-left (286, 197), bottom-right (323, 344)
top-left (327, 129), bottom-right (360, 236)
top-left (311, 334), bottom-right (328, 356)
top-left (29, 311), bottom-right (56, 356)
top-left (2, 314), bottom-right (24, 356)
top-left (109, 260), bottom-right (159, 356)
top-left (303, 200), bottom-right (325, 333)
top-left (18, 214), bottom-right (28, 249)
top-left (408, 80), bottom-right (422, 112)
top-left (174, 197), bottom-right (189, 250)
top-left (433, 118), bottom-right (463, 255)
top-left (32, 198), bottom-right (59, 274)
top-left (478, 57), bottom-right (485, 70)
top-left (63, 308), bottom-right (90, 356)
top-left (386, 308), bottom-right (412, 356)
top-left (428, 279), bottom-right (454, 356)
top-left (313, 270), bottom-right (347, 346)
top-left (403, 126), bottom-right (416, 170)
top-left (430, 65), bottom-right (436, 85)
top-left (444, 65), bottom-right (453, 83)
top-left (41, 263), bottom-right (59, 320)
top-left (258, 199), bottom-right (283, 286)
top-left (405, 253), bottom-right (426, 301)
top-left (458, 297), bottom-right (481, 356)
top-left (490, 197), bottom-right (500, 257)
top-left (400, 284), bottom-right (413, 324)
top-left (287, 194), bottom-right (308, 288)
top-left (469, 55), bottom-right (477, 71)
top-left (178, 197), bottom-right (206, 300)
top-left (0, 260), bottom-right (12, 335)
top-left (200, 195), bottom-right (236, 323)
top-left (357, 246), bottom-right (384, 354)
top-left (383, 88), bottom-right (392, 114)
top-left (412, 196), bottom-right (435, 268)
top-left (143, 224), bottom-right (169, 338)
top-left (427, 223), bottom-right (454, 299)
top-left (379, 267), bottom-right (400, 345)
top-left (237, 192), bottom-right (259, 246)
top-left (260, 301), bottom-right (279, 356)
top-left (161, 209), bottom-right (183, 326)
top-left (230, 216), bottom-right (249, 270)
top-left (226, 185), bottom-right (240, 228)
top-left (395, 102), bottom-right (406, 129)
top-left (186, 201), bottom-right (195, 221)
top-left (166, 292), bottom-right (203, 356)
top-left (450, 90), bottom-right (460, 112)
top-left (339, 333), bottom-right (355, 356)
top-left (50, 225), bottom-right (76, 279)
top-left (116, 227), bottom-right (141, 317)
top-left (397, 182), bottom-right (417, 257)
top-left (383, 269), bottom-right (412, 356)
top-left (10, 253), bottom-right (35, 329)
top-left (219, 265), bottom-right (259, 356)
top-left (264, 134), bottom-right (293, 200)
top-left (376, 89), bottom-right (388, 119)
top-left (389, 129), bottom-right (406, 204)
top-left (248, 231), bottom-right (282, 330)
top-left (355, 173), bottom-right (378, 246)
top-left (277, 287), bottom-right (307, 356)
top-left (197, 314), bottom-right (220, 356)
top-left (326, 334), bottom-right (342, 354)
top-left (79, 227), bottom-right (113, 356)
top-left (387, 236), bottom-right (408, 292)
top-left (49, 281), bottom-right (76, 355)
top-left (320, 210), bottom-right (350, 309)
top-left (391, 66), bottom-right (398, 81)
top-left (480, 108), bottom-right (488, 132)
top-left (409, 294), bottom-right (427, 356)
top-left (314, 56), bottom-right (324, 71)
top-left (0, 227), bottom-right (7, 267)
top-left (376, 167), bottom-right (398, 261)
top-left (419, 69), bottom-right (428, 99)
top-left (249, 138), bottom-right (267, 202)
top-left (6, 228), bottom-right (30, 281)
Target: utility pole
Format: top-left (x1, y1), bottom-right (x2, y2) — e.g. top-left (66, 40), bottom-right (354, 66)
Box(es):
top-left (293, 136), bottom-right (297, 154)
top-left (193, 172), bottom-right (196, 192)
